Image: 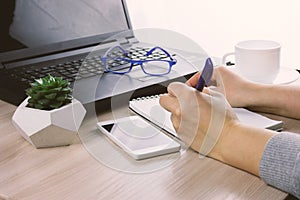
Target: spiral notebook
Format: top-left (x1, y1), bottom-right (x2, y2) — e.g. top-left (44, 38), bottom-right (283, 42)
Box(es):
top-left (129, 95), bottom-right (283, 136)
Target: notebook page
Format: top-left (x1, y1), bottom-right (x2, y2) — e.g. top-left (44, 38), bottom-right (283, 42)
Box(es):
top-left (129, 95), bottom-right (283, 136)
top-left (129, 96), bottom-right (177, 136)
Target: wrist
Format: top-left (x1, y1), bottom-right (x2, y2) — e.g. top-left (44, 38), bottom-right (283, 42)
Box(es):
top-left (209, 122), bottom-right (276, 176)
top-left (246, 83), bottom-right (282, 114)
top-left (208, 120), bottom-right (240, 162)
top-left (242, 82), bottom-right (265, 107)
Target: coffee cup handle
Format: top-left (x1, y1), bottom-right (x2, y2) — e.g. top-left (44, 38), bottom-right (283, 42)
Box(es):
top-left (222, 52), bottom-right (235, 65)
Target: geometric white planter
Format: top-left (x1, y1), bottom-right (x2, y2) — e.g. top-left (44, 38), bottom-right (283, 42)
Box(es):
top-left (12, 97), bottom-right (86, 148)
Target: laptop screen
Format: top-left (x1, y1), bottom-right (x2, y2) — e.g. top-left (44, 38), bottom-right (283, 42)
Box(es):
top-left (0, 0), bottom-right (131, 54)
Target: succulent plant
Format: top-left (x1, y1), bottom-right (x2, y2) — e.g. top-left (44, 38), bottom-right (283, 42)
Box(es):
top-left (25, 75), bottom-right (72, 110)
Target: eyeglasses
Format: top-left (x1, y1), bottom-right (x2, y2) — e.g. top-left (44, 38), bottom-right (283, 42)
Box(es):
top-left (101, 46), bottom-right (177, 76)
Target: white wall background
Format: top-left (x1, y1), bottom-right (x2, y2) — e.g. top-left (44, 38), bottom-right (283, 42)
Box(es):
top-left (126, 0), bottom-right (300, 68)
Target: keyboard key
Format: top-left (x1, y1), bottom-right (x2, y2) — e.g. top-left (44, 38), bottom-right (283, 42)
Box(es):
top-left (41, 69), bottom-right (54, 74)
top-left (66, 78), bottom-right (74, 82)
top-left (64, 64), bottom-right (72, 68)
top-left (8, 46), bottom-right (169, 83)
top-left (50, 72), bottom-right (62, 77)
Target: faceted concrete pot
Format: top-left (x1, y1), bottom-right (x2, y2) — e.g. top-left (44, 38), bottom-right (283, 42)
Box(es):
top-left (12, 97), bottom-right (86, 148)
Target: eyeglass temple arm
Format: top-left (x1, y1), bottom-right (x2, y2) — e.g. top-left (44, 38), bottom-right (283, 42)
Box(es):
top-left (146, 46), bottom-right (174, 60)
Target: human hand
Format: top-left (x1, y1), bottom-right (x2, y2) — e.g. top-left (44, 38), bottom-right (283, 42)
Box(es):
top-left (186, 66), bottom-right (258, 108)
top-left (159, 82), bottom-right (239, 157)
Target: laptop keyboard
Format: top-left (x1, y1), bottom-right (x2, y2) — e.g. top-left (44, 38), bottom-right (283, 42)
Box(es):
top-left (3, 47), bottom-right (171, 85)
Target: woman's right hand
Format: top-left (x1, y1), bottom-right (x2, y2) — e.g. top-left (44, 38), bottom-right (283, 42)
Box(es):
top-left (160, 81), bottom-right (276, 176)
top-left (159, 82), bottom-right (239, 158)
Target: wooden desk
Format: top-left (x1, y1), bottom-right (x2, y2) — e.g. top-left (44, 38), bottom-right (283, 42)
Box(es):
top-left (0, 98), bottom-right (299, 200)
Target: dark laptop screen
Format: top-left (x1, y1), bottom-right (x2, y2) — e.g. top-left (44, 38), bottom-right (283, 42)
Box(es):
top-left (0, 0), bottom-right (130, 53)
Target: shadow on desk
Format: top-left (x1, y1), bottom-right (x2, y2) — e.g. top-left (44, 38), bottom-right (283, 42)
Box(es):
top-left (285, 194), bottom-right (299, 200)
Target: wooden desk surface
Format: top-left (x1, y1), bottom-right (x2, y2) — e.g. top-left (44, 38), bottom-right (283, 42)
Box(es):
top-left (0, 98), bottom-right (299, 200)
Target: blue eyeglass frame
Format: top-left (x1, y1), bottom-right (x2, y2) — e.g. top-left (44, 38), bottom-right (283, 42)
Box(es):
top-left (101, 45), bottom-right (177, 76)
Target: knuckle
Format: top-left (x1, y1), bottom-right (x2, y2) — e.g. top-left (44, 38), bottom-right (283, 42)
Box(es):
top-left (217, 65), bottom-right (226, 72)
top-left (174, 107), bottom-right (182, 118)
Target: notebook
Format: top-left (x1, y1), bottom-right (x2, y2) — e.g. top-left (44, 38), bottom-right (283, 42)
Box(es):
top-left (0, 0), bottom-right (199, 105)
top-left (129, 95), bottom-right (284, 136)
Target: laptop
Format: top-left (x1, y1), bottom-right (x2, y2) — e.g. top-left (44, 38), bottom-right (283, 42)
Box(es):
top-left (0, 0), bottom-right (202, 106)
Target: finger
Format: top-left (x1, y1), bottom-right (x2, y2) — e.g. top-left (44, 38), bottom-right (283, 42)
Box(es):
top-left (167, 82), bottom-right (184, 98)
top-left (170, 114), bottom-right (180, 132)
top-left (159, 94), bottom-right (180, 114)
top-left (202, 87), bottom-right (210, 95)
top-left (186, 72), bottom-right (201, 87)
top-left (210, 66), bottom-right (226, 81)
top-left (167, 82), bottom-right (194, 99)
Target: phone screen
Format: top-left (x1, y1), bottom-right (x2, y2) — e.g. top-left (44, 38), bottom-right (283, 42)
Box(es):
top-left (102, 118), bottom-right (177, 151)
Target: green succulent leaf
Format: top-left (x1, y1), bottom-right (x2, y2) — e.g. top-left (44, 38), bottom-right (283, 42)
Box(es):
top-left (56, 95), bottom-right (66, 102)
top-left (50, 101), bottom-right (64, 109)
top-left (61, 88), bottom-right (72, 94)
top-left (25, 88), bottom-right (33, 96)
top-left (34, 103), bottom-right (44, 110)
top-left (38, 99), bottom-right (50, 106)
top-left (28, 98), bottom-right (36, 104)
top-left (45, 93), bottom-right (57, 100)
top-left (25, 74), bottom-right (72, 110)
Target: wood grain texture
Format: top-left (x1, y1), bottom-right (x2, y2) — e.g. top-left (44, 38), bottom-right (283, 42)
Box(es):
top-left (0, 99), bottom-right (295, 200)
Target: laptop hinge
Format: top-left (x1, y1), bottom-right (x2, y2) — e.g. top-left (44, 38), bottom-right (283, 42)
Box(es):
top-left (117, 37), bottom-right (130, 45)
top-left (128, 37), bottom-right (139, 44)
top-left (117, 37), bottom-right (139, 45)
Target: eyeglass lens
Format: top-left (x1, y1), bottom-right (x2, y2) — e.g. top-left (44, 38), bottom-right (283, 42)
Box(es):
top-left (106, 48), bottom-right (132, 73)
top-left (106, 47), bottom-right (172, 75)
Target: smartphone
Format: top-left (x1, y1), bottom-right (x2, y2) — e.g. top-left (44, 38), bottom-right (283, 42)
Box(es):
top-left (96, 116), bottom-right (181, 160)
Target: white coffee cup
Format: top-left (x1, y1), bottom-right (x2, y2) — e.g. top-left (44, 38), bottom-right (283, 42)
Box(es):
top-left (222, 40), bottom-right (281, 84)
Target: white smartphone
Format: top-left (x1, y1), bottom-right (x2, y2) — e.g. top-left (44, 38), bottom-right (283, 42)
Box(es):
top-left (96, 116), bottom-right (181, 160)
